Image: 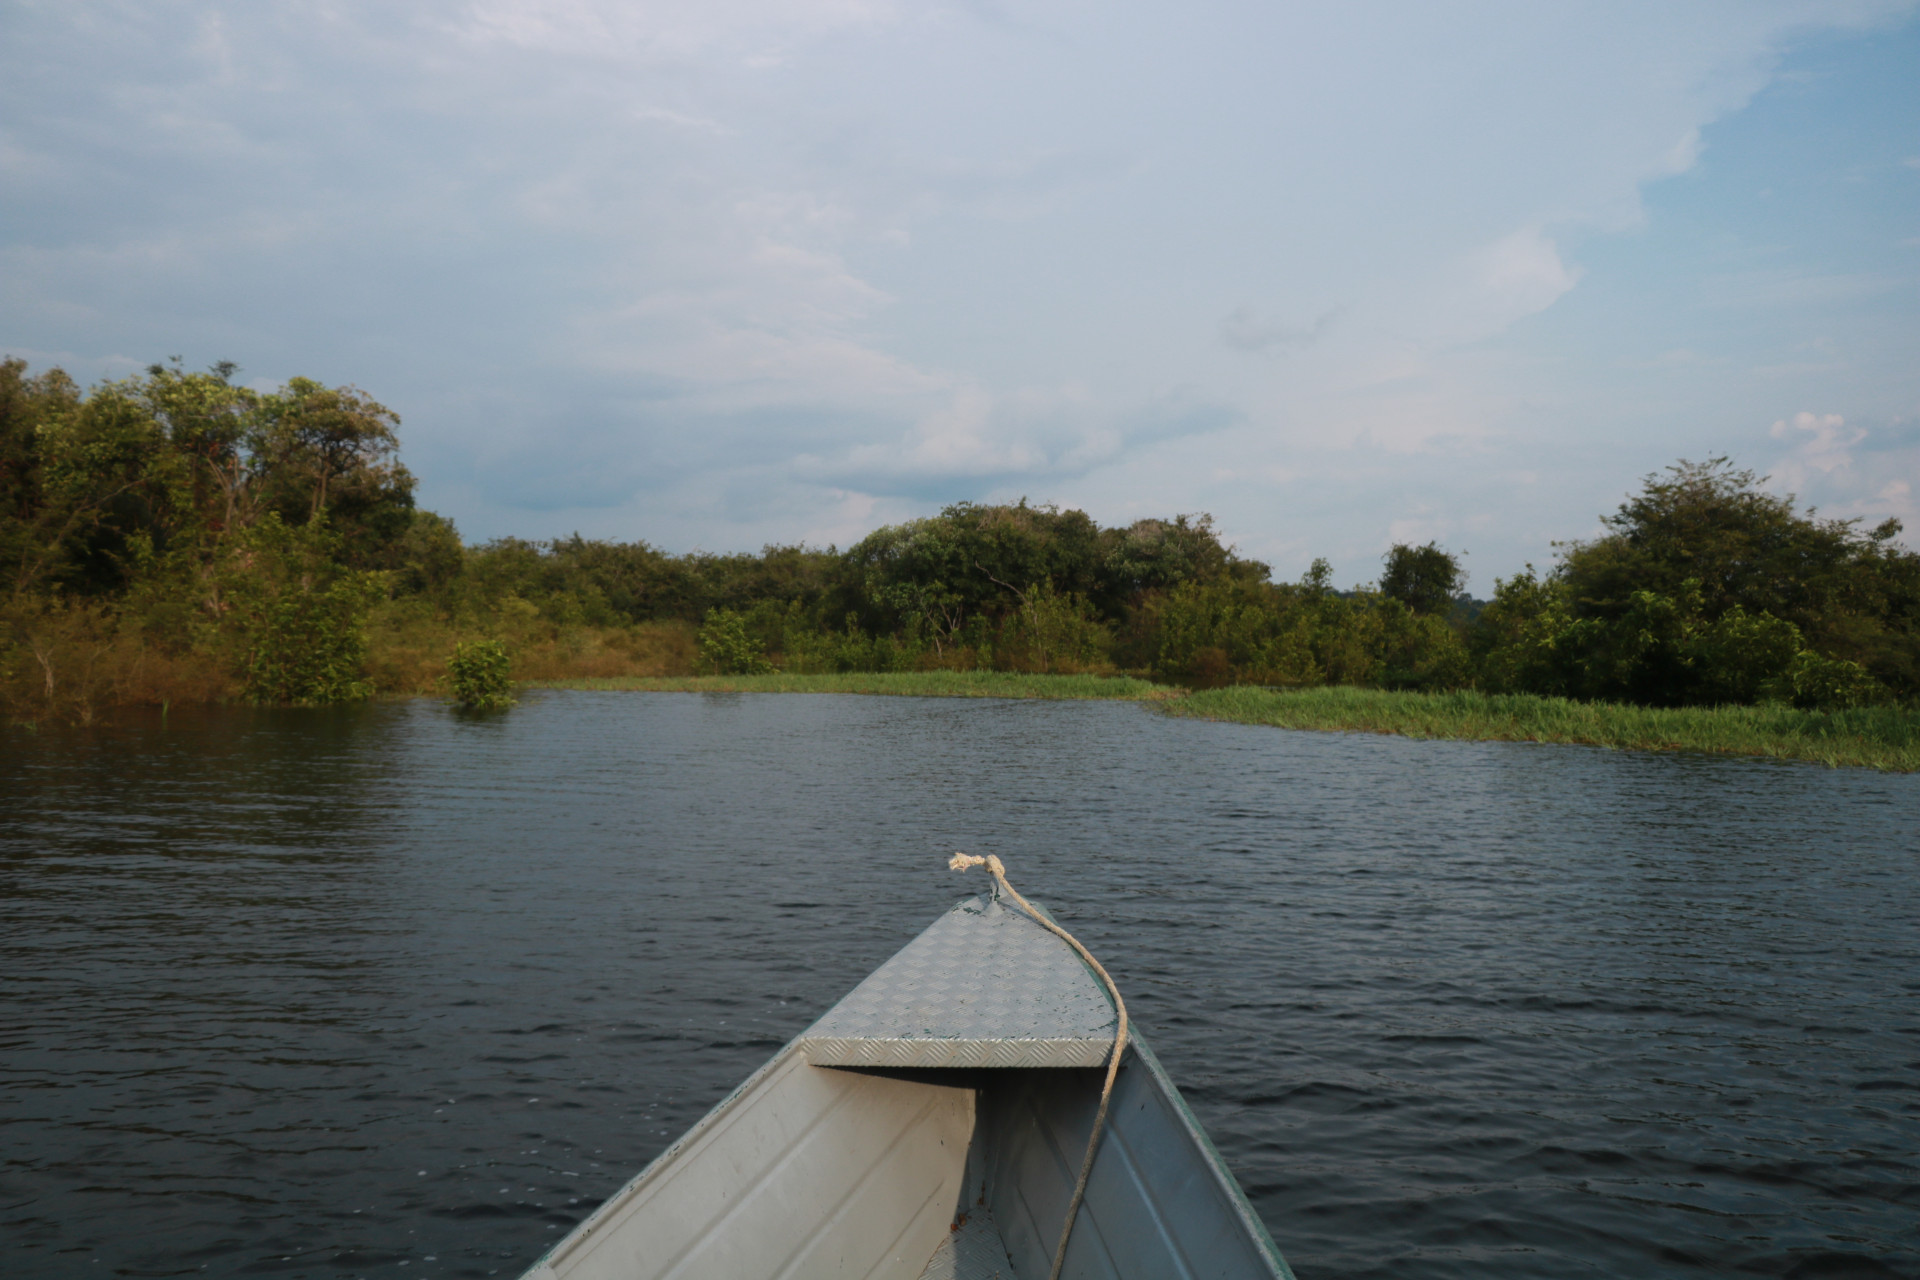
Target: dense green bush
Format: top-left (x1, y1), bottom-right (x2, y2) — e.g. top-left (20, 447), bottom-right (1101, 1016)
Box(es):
top-left (236, 517), bottom-right (383, 705)
top-left (697, 608), bottom-right (775, 675)
top-left (246, 575), bottom-right (380, 704)
top-left (447, 639), bottom-right (514, 710)
top-left (1783, 650), bottom-right (1883, 711)
top-left (995, 582), bottom-right (1112, 673)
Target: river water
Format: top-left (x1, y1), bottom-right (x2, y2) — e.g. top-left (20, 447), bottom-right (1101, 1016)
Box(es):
top-left (2, 692), bottom-right (1915, 1279)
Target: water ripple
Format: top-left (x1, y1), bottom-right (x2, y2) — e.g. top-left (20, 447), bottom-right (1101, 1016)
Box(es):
top-left (2, 693), bottom-right (1915, 1278)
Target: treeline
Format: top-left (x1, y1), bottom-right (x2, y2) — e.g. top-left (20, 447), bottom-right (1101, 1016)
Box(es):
top-left (4, 357), bottom-right (1917, 719)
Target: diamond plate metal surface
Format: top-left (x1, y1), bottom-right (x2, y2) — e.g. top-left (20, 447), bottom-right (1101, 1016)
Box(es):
top-left (916, 1202), bottom-right (1020, 1279)
top-left (800, 894), bottom-right (1117, 1069)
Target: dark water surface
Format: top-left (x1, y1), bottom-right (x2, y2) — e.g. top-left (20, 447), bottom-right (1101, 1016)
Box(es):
top-left (2, 693), bottom-right (1916, 1279)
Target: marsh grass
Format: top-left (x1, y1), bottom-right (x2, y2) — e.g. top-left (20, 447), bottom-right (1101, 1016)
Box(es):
top-left (526, 670), bottom-right (1168, 701)
top-left (4, 607), bottom-right (700, 724)
top-left (361, 609), bottom-right (696, 699)
top-left (1168, 685), bottom-right (1920, 772)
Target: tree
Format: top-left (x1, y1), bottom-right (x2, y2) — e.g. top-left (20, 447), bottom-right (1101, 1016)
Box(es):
top-left (1379, 542), bottom-right (1465, 616)
top-left (250, 378), bottom-right (416, 565)
top-left (1097, 514), bottom-right (1242, 605)
top-left (1557, 458), bottom-right (1919, 696)
top-left (10, 375), bottom-right (180, 599)
top-left (231, 515), bottom-right (382, 704)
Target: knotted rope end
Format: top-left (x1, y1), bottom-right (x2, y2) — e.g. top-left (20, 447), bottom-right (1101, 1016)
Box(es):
top-left (934, 851), bottom-right (1128, 1280)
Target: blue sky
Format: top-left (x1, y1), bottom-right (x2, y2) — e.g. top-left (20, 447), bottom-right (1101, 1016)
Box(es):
top-left (4, 0), bottom-right (1916, 587)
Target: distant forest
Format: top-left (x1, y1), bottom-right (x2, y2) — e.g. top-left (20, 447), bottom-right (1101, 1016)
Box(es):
top-left (4, 357), bottom-right (1917, 720)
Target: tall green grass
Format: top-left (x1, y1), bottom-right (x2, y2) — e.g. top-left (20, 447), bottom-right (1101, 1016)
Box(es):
top-left (526, 670), bottom-right (1168, 701)
top-left (1166, 685), bottom-right (1920, 771)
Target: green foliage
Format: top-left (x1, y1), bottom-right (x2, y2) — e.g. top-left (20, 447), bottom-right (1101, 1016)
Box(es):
top-left (1557, 457), bottom-right (1920, 694)
top-left (996, 581), bottom-right (1112, 673)
top-left (1131, 563), bottom-right (1472, 692)
top-left (1470, 459), bottom-right (1920, 708)
top-left (1471, 566), bottom-right (1575, 695)
top-left (1380, 541), bottom-right (1465, 616)
top-left (2, 358), bottom-right (415, 602)
top-left (1691, 606), bottom-right (1806, 705)
top-left (3, 352), bottom-right (1915, 725)
top-left (1372, 599), bottom-right (1472, 690)
top-left (778, 613), bottom-right (914, 674)
top-left (1142, 578), bottom-right (1303, 686)
top-left (1473, 577), bottom-right (1808, 707)
top-left (1168, 685), bottom-right (1920, 772)
top-left (534, 669), bottom-right (1167, 701)
top-left (1782, 650), bottom-right (1883, 711)
top-left (394, 510), bottom-right (465, 595)
top-left (697, 607), bottom-right (775, 675)
top-left (447, 639), bottom-right (514, 710)
top-left (844, 501), bottom-right (1248, 649)
top-left (221, 515), bottom-right (382, 705)
top-left (244, 572), bottom-right (382, 704)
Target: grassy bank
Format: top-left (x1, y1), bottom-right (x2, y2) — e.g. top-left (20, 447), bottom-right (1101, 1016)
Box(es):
top-left (526, 670), bottom-right (1168, 700)
top-left (1, 607), bottom-right (701, 724)
top-left (1167, 685), bottom-right (1920, 772)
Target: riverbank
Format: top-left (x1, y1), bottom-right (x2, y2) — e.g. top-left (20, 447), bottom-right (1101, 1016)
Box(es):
top-left (530, 673), bottom-right (1920, 771)
top-left (525, 671), bottom-right (1167, 700)
top-left (1172, 686), bottom-right (1920, 771)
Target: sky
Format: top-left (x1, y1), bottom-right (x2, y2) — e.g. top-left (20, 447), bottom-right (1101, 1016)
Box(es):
top-left (4, 0), bottom-right (1917, 588)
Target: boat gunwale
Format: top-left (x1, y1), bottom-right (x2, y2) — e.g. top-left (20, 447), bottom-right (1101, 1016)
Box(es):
top-left (519, 895), bottom-right (1295, 1280)
top-left (529, 1035), bottom-right (813, 1275)
top-left (1124, 1034), bottom-right (1296, 1280)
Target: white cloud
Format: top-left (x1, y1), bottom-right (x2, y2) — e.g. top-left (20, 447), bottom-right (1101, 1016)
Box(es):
top-left (1769, 410), bottom-right (1862, 472)
top-left (3, 0), bottom-right (1917, 569)
top-left (1465, 226), bottom-right (1585, 334)
top-left (1768, 411), bottom-right (1919, 531)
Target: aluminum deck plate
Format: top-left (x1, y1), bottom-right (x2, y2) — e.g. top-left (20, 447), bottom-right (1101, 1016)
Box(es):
top-left (799, 894), bottom-right (1118, 1069)
top-left (916, 1202), bottom-right (1021, 1280)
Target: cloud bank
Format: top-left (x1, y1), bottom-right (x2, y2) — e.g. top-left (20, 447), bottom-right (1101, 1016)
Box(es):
top-left (3, 0), bottom-right (1915, 573)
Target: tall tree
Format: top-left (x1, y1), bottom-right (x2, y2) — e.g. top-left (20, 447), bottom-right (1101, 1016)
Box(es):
top-left (1557, 458), bottom-right (1918, 689)
top-left (1380, 541), bottom-right (1464, 616)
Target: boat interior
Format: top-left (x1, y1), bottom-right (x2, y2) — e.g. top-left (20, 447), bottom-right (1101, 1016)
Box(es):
top-left (523, 895), bottom-right (1288, 1280)
top-left (529, 1037), bottom-right (1288, 1280)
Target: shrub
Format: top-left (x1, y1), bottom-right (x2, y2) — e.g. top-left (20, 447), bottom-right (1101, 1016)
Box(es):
top-left (1691, 606), bottom-right (1803, 705)
top-left (1372, 603), bottom-right (1472, 690)
top-left (447, 638), bottom-right (515, 710)
top-left (1783, 650), bottom-right (1883, 711)
top-left (697, 607), bottom-right (774, 674)
top-left (246, 574), bottom-right (381, 704)
top-left (996, 582), bottom-right (1112, 674)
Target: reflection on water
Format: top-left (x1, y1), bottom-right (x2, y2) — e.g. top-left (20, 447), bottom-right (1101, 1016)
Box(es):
top-left (2, 693), bottom-right (1915, 1279)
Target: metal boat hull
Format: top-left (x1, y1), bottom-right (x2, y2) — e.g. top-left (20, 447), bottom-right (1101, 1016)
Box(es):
top-left (520, 895), bottom-right (1293, 1279)
top-left (521, 1034), bottom-right (1290, 1280)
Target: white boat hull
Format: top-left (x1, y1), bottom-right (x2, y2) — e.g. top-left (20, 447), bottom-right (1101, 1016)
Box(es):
top-left (520, 895), bottom-right (1293, 1279)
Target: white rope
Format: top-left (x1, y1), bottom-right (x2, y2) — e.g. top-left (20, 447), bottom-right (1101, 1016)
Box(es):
top-left (949, 852), bottom-right (1129, 1280)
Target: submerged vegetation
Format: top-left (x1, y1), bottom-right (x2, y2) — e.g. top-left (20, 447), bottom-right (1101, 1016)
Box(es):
top-left (448, 639), bottom-right (515, 711)
top-left (5, 355), bottom-right (1919, 769)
